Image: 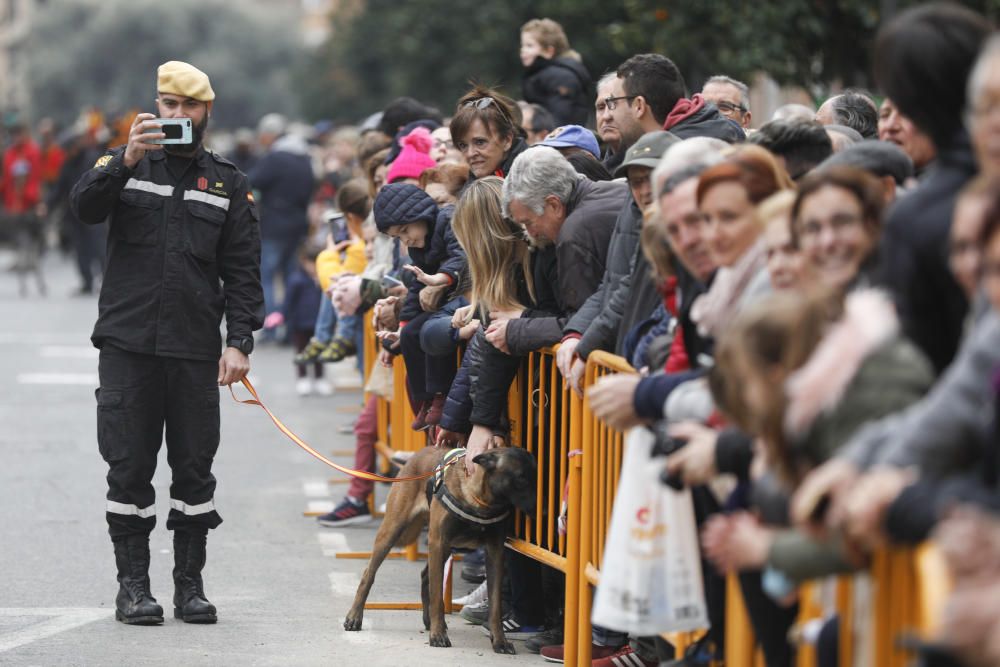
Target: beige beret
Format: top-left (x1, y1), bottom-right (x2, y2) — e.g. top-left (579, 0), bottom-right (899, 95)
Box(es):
top-left (157, 61), bottom-right (215, 102)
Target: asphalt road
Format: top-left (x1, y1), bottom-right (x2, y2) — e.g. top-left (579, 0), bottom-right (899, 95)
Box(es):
top-left (0, 253), bottom-right (529, 667)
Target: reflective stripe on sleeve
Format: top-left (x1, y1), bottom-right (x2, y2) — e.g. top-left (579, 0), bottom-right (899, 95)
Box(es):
top-left (124, 178), bottom-right (174, 197)
top-left (183, 190), bottom-right (230, 211)
top-left (106, 500), bottom-right (156, 518)
top-left (169, 498), bottom-right (216, 515)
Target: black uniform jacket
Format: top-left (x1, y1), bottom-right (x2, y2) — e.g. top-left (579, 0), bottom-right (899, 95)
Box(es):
top-left (71, 146), bottom-right (264, 361)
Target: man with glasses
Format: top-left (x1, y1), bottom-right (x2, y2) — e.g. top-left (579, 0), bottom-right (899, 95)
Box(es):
top-left (701, 75), bottom-right (752, 131)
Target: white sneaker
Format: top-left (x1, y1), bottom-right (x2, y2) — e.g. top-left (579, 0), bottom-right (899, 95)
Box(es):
top-left (454, 580), bottom-right (488, 607)
top-left (295, 378), bottom-right (313, 396)
top-left (314, 378), bottom-right (333, 396)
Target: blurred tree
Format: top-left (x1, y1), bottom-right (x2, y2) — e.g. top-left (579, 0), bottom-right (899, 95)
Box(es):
top-left (298, 0), bottom-right (1000, 123)
top-left (25, 0), bottom-right (304, 130)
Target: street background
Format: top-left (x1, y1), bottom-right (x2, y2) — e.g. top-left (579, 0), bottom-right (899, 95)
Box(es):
top-left (0, 252), bottom-right (519, 666)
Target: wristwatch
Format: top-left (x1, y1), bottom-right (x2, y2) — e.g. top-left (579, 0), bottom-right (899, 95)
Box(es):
top-left (227, 336), bottom-right (254, 355)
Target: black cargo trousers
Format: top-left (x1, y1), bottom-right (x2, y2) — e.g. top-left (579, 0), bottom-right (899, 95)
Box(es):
top-left (97, 345), bottom-right (223, 538)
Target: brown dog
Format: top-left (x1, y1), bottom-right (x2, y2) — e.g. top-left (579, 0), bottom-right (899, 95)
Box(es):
top-left (344, 446), bottom-right (537, 653)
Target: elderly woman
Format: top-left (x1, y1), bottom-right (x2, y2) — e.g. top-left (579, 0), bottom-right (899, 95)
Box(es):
top-left (450, 86), bottom-right (528, 181)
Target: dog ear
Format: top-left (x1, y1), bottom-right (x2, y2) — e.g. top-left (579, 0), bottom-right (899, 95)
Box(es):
top-left (472, 451), bottom-right (499, 471)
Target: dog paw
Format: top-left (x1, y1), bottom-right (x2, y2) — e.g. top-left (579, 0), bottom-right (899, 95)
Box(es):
top-left (429, 632), bottom-right (451, 648)
top-left (493, 639), bottom-right (516, 655)
top-left (343, 615), bottom-right (363, 631)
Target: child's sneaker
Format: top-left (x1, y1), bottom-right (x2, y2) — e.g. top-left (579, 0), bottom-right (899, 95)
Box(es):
top-left (295, 378), bottom-right (313, 396)
top-left (294, 338), bottom-right (326, 365)
top-left (317, 497), bottom-right (372, 526)
top-left (319, 337), bottom-right (357, 363)
top-left (313, 378), bottom-right (333, 396)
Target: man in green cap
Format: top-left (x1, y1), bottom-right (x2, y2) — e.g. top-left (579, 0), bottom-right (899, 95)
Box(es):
top-left (71, 60), bottom-right (264, 626)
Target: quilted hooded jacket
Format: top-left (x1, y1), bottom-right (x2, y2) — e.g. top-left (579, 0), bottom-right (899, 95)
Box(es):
top-left (373, 183), bottom-right (466, 322)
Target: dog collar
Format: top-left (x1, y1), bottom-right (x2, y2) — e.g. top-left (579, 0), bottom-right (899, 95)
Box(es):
top-left (432, 449), bottom-right (511, 527)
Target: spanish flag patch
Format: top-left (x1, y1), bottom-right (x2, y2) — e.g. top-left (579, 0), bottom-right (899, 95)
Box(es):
top-left (247, 192), bottom-right (255, 202)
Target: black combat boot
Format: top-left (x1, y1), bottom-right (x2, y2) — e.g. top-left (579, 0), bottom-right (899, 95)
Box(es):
top-left (172, 528), bottom-right (218, 623)
top-left (113, 535), bottom-right (164, 625)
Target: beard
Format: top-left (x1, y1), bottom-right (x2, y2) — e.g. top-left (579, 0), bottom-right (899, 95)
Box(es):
top-left (164, 115), bottom-right (208, 156)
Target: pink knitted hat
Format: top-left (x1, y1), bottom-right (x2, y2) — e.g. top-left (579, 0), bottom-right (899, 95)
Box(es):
top-left (386, 127), bottom-right (437, 183)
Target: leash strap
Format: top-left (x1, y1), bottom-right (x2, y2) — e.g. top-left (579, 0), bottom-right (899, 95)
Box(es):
top-left (231, 377), bottom-right (435, 483)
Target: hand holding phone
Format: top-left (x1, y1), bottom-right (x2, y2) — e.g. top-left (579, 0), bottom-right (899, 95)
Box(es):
top-left (147, 118), bottom-right (193, 145)
top-left (380, 274), bottom-right (403, 290)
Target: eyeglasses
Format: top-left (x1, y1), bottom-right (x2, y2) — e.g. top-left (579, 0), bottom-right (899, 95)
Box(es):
top-left (464, 96), bottom-right (497, 111)
top-left (463, 96), bottom-right (514, 124)
top-left (797, 213), bottom-right (865, 241)
top-left (596, 95), bottom-right (638, 113)
top-left (714, 100), bottom-right (747, 115)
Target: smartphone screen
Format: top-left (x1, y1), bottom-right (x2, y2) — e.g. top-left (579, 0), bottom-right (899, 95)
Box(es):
top-left (162, 124), bottom-right (183, 140)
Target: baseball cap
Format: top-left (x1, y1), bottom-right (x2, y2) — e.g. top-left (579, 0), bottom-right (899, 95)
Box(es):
top-left (614, 131), bottom-right (680, 178)
top-left (539, 125), bottom-right (600, 158)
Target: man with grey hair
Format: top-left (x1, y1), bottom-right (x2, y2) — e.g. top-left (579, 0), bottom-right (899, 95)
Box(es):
top-left (701, 75), bottom-right (752, 129)
top-left (815, 90), bottom-right (879, 139)
top-left (488, 146), bottom-right (627, 354)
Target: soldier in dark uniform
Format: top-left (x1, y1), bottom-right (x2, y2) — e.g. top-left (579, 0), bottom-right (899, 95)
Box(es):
top-left (71, 61), bottom-right (264, 626)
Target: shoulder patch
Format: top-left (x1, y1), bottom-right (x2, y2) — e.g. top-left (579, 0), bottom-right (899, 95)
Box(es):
top-left (94, 155), bottom-right (113, 169)
top-left (246, 191), bottom-right (255, 203)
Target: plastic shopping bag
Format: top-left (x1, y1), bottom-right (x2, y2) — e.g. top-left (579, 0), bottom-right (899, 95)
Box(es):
top-left (591, 427), bottom-right (709, 635)
top-left (363, 360), bottom-right (393, 398)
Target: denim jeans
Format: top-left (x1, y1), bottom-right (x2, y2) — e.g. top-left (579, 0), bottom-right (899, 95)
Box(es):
top-left (260, 236), bottom-right (301, 317)
top-left (313, 297), bottom-right (336, 344)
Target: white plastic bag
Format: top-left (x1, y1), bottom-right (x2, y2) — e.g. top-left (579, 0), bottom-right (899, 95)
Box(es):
top-left (591, 427), bottom-right (709, 635)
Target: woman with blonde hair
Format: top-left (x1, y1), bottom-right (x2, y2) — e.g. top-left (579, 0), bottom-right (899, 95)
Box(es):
top-left (439, 177), bottom-right (558, 452)
top-left (757, 190), bottom-right (805, 291)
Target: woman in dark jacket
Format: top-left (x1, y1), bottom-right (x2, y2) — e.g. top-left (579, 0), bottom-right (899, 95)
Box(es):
top-left (450, 86), bottom-right (528, 182)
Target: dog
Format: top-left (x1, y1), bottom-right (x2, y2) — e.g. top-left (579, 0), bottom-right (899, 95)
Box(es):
top-left (344, 445), bottom-right (537, 654)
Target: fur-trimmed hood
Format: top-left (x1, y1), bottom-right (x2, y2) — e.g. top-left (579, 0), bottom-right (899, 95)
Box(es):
top-left (784, 289), bottom-right (899, 438)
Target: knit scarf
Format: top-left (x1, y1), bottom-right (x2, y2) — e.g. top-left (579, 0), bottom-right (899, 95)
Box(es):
top-left (690, 238), bottom-right (767, 338)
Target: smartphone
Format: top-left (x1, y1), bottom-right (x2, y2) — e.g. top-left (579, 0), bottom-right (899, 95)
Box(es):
top-left (148, 118), bottom-right (192, 145)
top-left (380, 275), bottom-right (404, 290)
top-left (327, 213), bottom-right (346, 239)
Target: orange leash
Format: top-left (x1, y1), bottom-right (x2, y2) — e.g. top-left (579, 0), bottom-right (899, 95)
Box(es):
top-left (231, 377), bottom-right (435, 483)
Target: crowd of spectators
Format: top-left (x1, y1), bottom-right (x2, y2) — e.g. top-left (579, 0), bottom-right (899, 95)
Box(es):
top-left (19, 7), bottom-right (1000, 664)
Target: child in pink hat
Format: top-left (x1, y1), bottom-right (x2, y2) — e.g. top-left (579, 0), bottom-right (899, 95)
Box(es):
top-left (386, 127), bottom-right (436, 184)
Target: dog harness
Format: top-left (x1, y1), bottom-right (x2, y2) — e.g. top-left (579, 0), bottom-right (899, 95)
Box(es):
top-left (431, 448), bottom-right (511, 527)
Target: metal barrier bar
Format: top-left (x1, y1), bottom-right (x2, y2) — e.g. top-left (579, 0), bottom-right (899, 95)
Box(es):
top-left (507, 347), bottom-right (570, 570)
